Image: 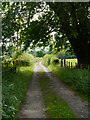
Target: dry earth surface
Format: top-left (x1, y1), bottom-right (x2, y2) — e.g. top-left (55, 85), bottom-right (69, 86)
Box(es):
top-left (39, 62), bottom-right (89, 118)
top-left (17, 62), bottom-right (89, 119)
top-left (17, 63), bottom-right (46, 118)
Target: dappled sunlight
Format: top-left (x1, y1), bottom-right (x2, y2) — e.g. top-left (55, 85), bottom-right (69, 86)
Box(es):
top-left (2, 1), bottom-right (90, 119)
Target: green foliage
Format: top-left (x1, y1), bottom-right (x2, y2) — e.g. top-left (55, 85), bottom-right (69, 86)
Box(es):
top-left (15, 53), bottom-right (33, 67)
top-left (2, 2), bottom-right (38, 54)
top-left (50, 57), bottom-right (59, 65)
top-left (57, 50), bottom-right (65, 59)
top-left (2, 65), bottom-right (34, 119)
top-left (42, 54), bottom-right (53, 67)
top-left (2, 2), bottom-right (90, 65)
top-left (35, 50), bottom-right (45, 57)
top-left (42, 55), bottom-right (59, 66)
top-left (2, 53), bottom-right (33, 74)
top-left (65, 59), bottom-right (77, 67)
top-left (48, 64), bottom-right (89, 101)
top-left (39, 72), bottom-right (76, 118)
top-left (12, 49), bottom-right (22, 60)
top-left (2, 58), bottom-right (14, 73)
top-left (57, 50), bottom-right (76, 59)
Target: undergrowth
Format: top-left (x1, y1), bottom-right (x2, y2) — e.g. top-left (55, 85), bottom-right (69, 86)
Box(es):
top-left (2, 65), bottom-right (34, 120)
top-left (48, 64), bottom-right (89, 101)
top-left (39, 71), bottom-right (76, 118)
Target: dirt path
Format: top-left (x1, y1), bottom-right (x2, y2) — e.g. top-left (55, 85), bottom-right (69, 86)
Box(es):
top-left (18, 63), bottom-right (46, 118)
top-left (17, 62), bottom-right (89, 119)
top-left (39, 62), bottom-right (89, 118)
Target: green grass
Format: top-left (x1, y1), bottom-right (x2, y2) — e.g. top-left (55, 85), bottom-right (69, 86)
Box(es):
top-left (31, 57), bottom-right (43, 63)
top-left (59, 59), bottom-right (77, 67)
top-left (48, 64), bottom-right (89, 101)
top-left (65, 59), bottom-right (77, 66)
top-left (0, 83), bottom-right (2, 120)
top-left (2, 65), bottom-right (34, 120)
top-left (65, 59), bottom-right (77, 63)
top-left (39, 72), bottom-right (76, 118)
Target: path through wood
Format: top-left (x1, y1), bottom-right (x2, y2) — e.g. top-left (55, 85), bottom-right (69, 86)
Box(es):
top-left (17, 63), bottom-right (46, 118)
top-left (39, 62), bottom-right (89, 118)
top-left (17, 62), bottom-right (89, 119)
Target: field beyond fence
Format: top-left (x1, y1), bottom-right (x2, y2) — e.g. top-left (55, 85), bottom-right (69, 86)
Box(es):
top-left (59, 59), bottom-right (90, 70)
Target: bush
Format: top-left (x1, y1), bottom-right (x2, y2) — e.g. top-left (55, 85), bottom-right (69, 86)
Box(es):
top-left (35, 50), bottom-right (45, 57)
top-left (14, 53), bottom-right (33, 67)
top-left (50, 57), bottom-right (59, 64)
top-left (12, 49), bottom-right (22, 60)
top-left (2, 53), bottom-right (33, 73)
top-left (2, 58), bottom-right (14, 72)
top-left (42, 54), bottom-right (53, 67)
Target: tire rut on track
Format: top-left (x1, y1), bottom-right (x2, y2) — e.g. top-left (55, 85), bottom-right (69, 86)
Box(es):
top-left (17, 63), bottom-right (46, 118)
top-left (39, 62), bottom-right (89, 118)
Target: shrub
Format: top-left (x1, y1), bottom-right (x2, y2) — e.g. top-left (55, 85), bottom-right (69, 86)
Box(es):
top-left (50, 57), bottom-right (59, 65)
top-left (2, 58), bottom-right (14, 72)
top-left (35, 50), bottom-right (45, 57)
top-left (2, 53), bottom-right (33, 73)
top-left (42, 54), bottom-right (53, 67)
top-left (15, 53), bottom-right (33, 67)
top-left (12, 49), bottom-right (22, 60)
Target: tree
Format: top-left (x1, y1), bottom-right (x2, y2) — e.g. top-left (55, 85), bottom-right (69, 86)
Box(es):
top-left (48, 2), bottom-right (90, 66)
top-left (2, 2), bottom-right (39, 54)
top-left (35, 50), bottom-right (45, 57)
top-left (2, 2), bottom-right (90, 67)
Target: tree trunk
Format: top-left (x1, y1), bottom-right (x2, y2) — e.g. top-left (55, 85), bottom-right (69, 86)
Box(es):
top-left (69, 37), bottom-right (90, 68)
top-left (48, 2), bottom-right (90, 68)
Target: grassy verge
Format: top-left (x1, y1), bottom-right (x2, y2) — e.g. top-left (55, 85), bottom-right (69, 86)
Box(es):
top-left (2, 65), bottom-right (34, 120)
top-left (48, 64), bottom-right (89, 101)
top-left (0, 83), bottom-right (2, 120)
top-left (39, 71), bottom-right (76, 118)
top-left (59, 59), bottom-right (77, 67)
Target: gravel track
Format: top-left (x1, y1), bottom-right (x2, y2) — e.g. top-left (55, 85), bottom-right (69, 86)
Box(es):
top-left (39, 62), bottom-right (89, 118)
top-left (17, 63), bottom-right (46, 118)
top-left (17, 62), bottom-right (89, 119)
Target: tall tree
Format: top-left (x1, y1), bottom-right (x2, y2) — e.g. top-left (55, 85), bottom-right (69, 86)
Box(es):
top-left (48, 2), bottom-right (90, 66)
top-left (2, 2), bottom-right (90, 66)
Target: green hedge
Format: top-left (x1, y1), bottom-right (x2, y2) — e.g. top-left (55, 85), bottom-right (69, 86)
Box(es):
top-left (50, 57), bottom-right (59, 64)
top-left (15, 53), bottom-right (33, 67)
top-left (2, 53), bottom-right (33, 73)
top-left (2, 58), bottom-right (14, 73)
top-left (42, 54), bottom-right (59, 66)
top-left (42, 54), bottom-right (53, 67)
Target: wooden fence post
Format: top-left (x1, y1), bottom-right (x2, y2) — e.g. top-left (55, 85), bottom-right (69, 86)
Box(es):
top-left (88, 65), bottom-right (90, 71)
top-left (64, 59), bottom-right (66, 67)
top-left (80, 64), bottom-right (82, 70)
top-left (69, 62), bottom-right (70, 68)
top-left (67, 61), bottom-right (68, 67)
top-left (71, 62), bottom-right (72, 68)
top-left (61, 59), bottom-right (63, 67)
top-left (75, 62), bottom-right (77, 68)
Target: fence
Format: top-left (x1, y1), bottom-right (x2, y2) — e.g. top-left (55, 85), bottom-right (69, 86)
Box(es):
top-left (60, 59), bottom-right (90, 71)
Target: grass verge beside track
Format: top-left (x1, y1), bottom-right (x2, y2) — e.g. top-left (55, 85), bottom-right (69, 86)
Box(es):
top-left (2, 65), bottom-right (34, 120)
top-left (39, 71), bottom-right (76, 118)
top-left (48, 64), bottom-right (89, 102)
